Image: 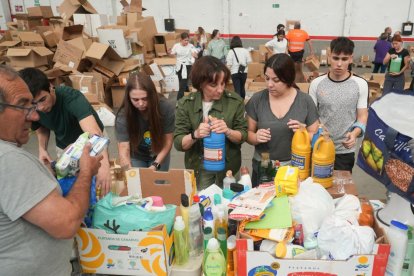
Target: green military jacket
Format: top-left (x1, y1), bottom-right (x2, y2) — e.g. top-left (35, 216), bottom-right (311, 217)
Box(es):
top-left (174, 91), bottom-right (248, 178)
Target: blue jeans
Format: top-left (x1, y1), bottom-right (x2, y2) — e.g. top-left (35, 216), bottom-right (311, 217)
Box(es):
top-left (131, 153), bottom-right (171, 171)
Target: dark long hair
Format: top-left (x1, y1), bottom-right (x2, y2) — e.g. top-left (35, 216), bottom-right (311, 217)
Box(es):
top-left (116, 72), bottom-right (164, 153)
top-left (265, 53), bottom-right (296, 88)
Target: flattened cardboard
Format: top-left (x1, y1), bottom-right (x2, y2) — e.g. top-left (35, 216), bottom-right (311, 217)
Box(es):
top-left (0, 40), bottom-right (21, 48)
top-left (85, 42), bottom-right (125, 76)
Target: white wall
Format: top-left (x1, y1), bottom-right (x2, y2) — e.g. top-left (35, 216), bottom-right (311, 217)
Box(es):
top-left (5, 0), bottom-right (414, 39)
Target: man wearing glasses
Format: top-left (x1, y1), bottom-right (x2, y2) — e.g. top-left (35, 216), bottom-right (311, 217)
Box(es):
top-left (0, 65), bottom-right (102, 274)
top-left (19, 67), bottom-right (111, 195)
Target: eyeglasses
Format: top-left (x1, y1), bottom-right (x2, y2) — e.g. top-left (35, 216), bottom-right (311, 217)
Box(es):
top-left (0, 102), bottom-right (38, 118)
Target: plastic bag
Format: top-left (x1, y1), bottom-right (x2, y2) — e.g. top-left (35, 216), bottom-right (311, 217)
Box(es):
top-left (92, 193), bottom-right (176, 234)
top-left (333, 194), bottom-right (361, 225)
top-left (289, 177), bottom-right (334, 241)
top-left (317, 215), bottom-right (375, 260)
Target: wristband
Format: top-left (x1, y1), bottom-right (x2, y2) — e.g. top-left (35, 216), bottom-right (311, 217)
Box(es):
top-left (349, 121), bottom-right (366, 138)
top-left (190, 130), bottom-right (197, 140)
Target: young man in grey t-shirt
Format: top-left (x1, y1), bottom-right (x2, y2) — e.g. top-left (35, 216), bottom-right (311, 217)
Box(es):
top-left (309, 37), bottom-right (368, 172)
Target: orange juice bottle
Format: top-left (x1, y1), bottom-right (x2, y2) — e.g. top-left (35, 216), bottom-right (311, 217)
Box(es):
top-left (291, 127), bottom-right (311, 180)
top-left (311, 134), bottom-right (335, 188)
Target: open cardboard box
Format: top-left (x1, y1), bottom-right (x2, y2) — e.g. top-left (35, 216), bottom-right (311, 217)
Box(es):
top-left (236, 216), bottom-right (390, 276)
top-left (75, 167), bottom-right (196, 275)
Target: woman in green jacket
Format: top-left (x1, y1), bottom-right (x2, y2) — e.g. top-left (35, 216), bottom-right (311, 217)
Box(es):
top-left (174, 56), bottom-right (248, 190)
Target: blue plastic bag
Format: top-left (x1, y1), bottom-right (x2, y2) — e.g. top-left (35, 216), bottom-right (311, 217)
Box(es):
top-left (92, 193), bottom-right (177, 234)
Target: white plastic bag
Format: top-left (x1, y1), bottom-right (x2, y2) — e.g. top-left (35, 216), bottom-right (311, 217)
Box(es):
top-left (333, 194), bottom-right (361, 225)
top-left (96, 106), bottom-right (115, 127)
top-left (317, 215), bottom-right (375, 260)
top-left (290, 177), bottom-right (335, 242)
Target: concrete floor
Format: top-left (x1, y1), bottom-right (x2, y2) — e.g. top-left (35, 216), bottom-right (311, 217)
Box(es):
top-left (22, 65), bottom-right (387, 200)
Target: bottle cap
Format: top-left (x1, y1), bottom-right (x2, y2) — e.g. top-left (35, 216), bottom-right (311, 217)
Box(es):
top-left (390, 220), bottom-right (409, 231)
top-left (223, 188), bottom-right (234, 199)
top-left (193, 195), bottom-right (200, 203)
top-left (214, 194), bottom-right (222, 205)
top-left (217, 227), bottom-right (226, 238)
top-left (174, 216), bottom-right (185, 231)
top-left (275, 242), bottom-right (287, 258)
top-left (203, 207), bottom-right (214, 221)
top-left (207, 238), bottom-right (220, 250)
top-left (204, 226), bottom-right (212, 235)
top-left (181, 194), bottom-right (189, 207)
top-left (227, 235), bottom-right (236, 250)
top-left (230, 183), bottom-right (244, 193)
top-left (150, 196), bottom-right (164, 207)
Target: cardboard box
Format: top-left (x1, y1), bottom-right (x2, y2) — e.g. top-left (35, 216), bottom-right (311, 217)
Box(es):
top-left (247, 62), bottom-right (265, 79)
top-left (153, 33), bottom-right (176, 57)
top-left (152, 57), bottom-right (176, 66)
top-left (0, 40), bottom-right (21, 48)
top-left (247, 81), bottom-right (267, 93)
top-left (15, 14), bottom-right (42, 31)
top-left (143, 63), bottom-right (165, 82)
top-left (85, 42), bottom-right (125, 76)
top-left (7, 47), bottom-right (53, 68)
top-left (126, 12), bottom-right (143, 28)
top-left (110, 84), bottom-right (126, 108)
top-left (27, 6), bottom-right (54, 18)
top-left (69, 73), bottom-right (104, 103)
top-left (121, 0), bottom-right (143, 13)
top-left (67, 37), bottom-right (93, 58)
top-left (53, 40), bottom-right (84, 71)
top-left (18, 32), bottom-right (44, 48)
top-left (45, 67), bottom-right (72, 87)
top-left (58, 0), bottom-right (97, 22)
top-left (62, 25), bottom-right (84, 41)
top-left (304, 55), bottom-right (320, 72)
top-left (134, 17), bottom-right (158, 51)
top-left (49, 18), bottom-right (65, 37)
top-left (36, 26), bottom-right (59, 48)
top-left (258, 45), bottom-right (270, 63)
top-left (73, 14), bottom-right (108, 38)
top-left (296, 82), bottom-right (310, 93)
top-left (250, 50), bottom-right (260, 63)
top-left (97, 28), bottom-right (132, 58)
top-left (75, 225), bottom-right (173, 275)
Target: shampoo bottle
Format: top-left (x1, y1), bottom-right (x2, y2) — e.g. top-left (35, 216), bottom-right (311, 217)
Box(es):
top-left (203, 238), bottom-right (226, 276)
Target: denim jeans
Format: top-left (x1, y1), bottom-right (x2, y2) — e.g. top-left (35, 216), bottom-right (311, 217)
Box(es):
top-left (231, 73), bottom-right (247, 99)
top-left (383, 73), bottom-right (405, 95)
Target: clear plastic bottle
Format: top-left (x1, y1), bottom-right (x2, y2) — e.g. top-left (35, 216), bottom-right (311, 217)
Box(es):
top-left (386, 220), bottom-right (409, 276)
top-left (226, 235), bottom-right (236, 276)
top-left (223, 170), bottom-right (236, 190)
top-left (203, 238), bottom-right (226, 276)
top-left (259, 152), bottom-right (273, 184)
top-left (214, 210), bottom-right (227, 238)
top-left (238, 166), bottom-right (252, 189)
top-left (188, 195), bottom-right (203, 257)
top-left (173, 216), bottom-right (189, 265)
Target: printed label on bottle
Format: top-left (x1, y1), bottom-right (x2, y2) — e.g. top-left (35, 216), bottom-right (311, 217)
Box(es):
top-left (291, 153), bottom-right (305, 169)
top-left (313, 163), bottom-right (334, 178)
top-left (204, 147), bottom-right (223, 161)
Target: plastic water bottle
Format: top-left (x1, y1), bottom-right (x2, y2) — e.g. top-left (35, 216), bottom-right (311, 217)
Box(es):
top-left (223, 170), bottom-right (236, 190)
top-left (238, 166), bottom-right (252, 189)
top-left (203, 131), bottom-right (226, 172)
top-left (386, 220), bottom-right (409, 276)
top-left (188, 196), bottom-right (203, 257)
top-left (173, 216), bottom-right (189, 265)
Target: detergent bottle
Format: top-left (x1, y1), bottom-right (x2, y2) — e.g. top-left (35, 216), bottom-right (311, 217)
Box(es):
top-left (291, 127), bottom-right (311, 180)
top-left (203, 116), bottom-right (226, 172)
top-left (311, 133), bottom-right (335, 188)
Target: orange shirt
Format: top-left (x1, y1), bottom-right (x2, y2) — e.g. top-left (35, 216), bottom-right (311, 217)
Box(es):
top-left (286, 29), bottom-right (310, 52)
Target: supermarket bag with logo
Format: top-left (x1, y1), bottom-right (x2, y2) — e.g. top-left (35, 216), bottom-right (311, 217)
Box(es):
top-left (357, 90), bottom-right (414, 203)
top-left (92, 193), bottom-right (176, 234)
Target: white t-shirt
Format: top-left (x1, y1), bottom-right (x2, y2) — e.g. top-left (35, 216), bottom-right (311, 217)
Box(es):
top-left (226, 47), bottom-right (252, 74)
top-left (265, 38), bottom-right (288, 54)
top-left (202, 101), bottom-right (213, 120)
top-left (171, 43), bottom-right (196, 69)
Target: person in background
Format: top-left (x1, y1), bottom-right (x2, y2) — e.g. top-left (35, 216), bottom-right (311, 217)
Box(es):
top-left (0, 64), bottom-right (101, 275)
top-left (170, 32), bottom-right (198, 100)
top-left (408, 46), bottom-right (414, 91)
top-left (205, 29), bottom-right (228, 64)
top-left (274, 23), bottom-right (285, 37)
top-left (226, 36), bottom-right (252, 99)
top-left (19, 67), bottom-right (111, 195)
top-left (384, 26), bottom-right (393, 42)
top-left (382, 34), bottom-right (410, 94)
top-left (285, 22), bottom-right (314, 83)
top-left (309, 37), bottom-right (368, 172)
top-left (194, 26), bottom-right (207, 57)
top-left (373, 33), bottom-right (392, 73)
top-left (246, 54), bottom-right (319, 187)
top-left (265, 29), bottom-right (288, 56)
top-left (115, 72), bottom-right (175, 171)
top-left (174, 56), bottom-right (247, 190)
